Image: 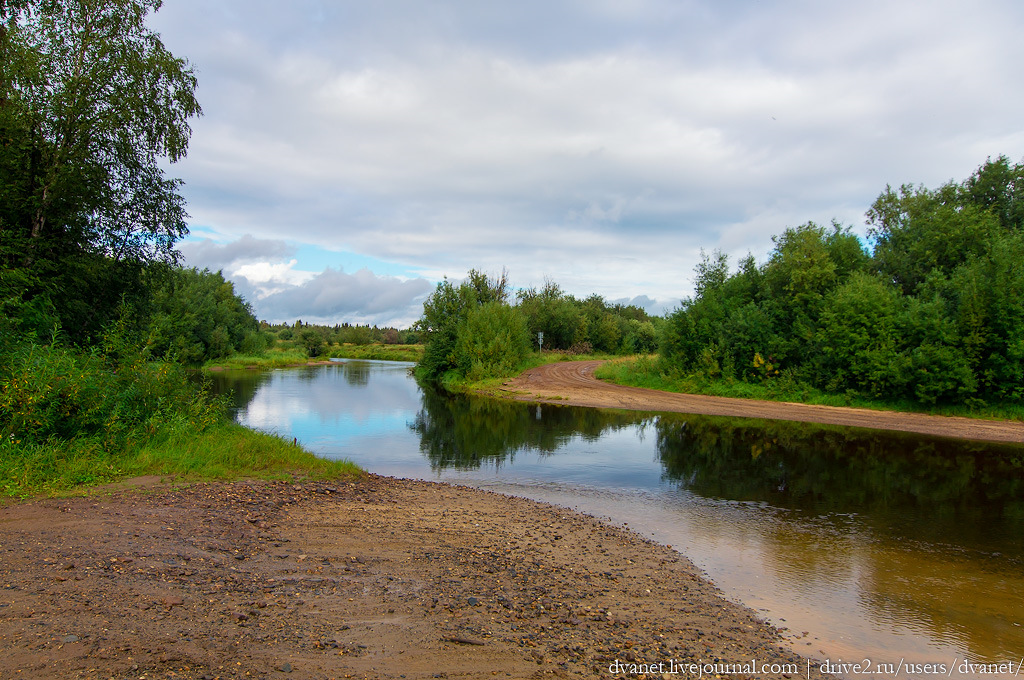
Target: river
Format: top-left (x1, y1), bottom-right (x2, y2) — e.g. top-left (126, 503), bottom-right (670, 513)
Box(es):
top-left (208, 360), bottom-right (1024, 674)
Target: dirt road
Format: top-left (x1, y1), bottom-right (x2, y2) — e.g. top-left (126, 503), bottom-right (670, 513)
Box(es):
top-left (0, 476), bottom-right (821, 679)
top-left (497, 361), bottom-right (1024, 444)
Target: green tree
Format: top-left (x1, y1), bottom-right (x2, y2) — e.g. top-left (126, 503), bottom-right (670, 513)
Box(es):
top-left (961, 155), bottom-right (1024, 232)
top-left (454, 301), bottom-right (530, 381)
top-left (868, 184), bottom-right (999, 294)
top-left (819, 271), bottom-right (906, 396)
top-left (622, 319), bottom-right (657, 354)
top-left (299, 328), bottom-right (328, 358)
top-left (415, 269), bottom-right (510, 381)
top-left (1, 0), bottom-right (200, 340)
top-left (516, 280), bottom-right (587, 350)
top-left (145, 268), bottom-right (258, 364)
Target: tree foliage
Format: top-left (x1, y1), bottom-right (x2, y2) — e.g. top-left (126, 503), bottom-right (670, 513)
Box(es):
top-left (144, 267), bottom-right (260, 364)
top-left (415, 269), bottom-right (514, 382)
top-left (414, 267), bottom-right (658, 385)
top-left (1, 0), bottom-right (200, 341)
top-left (660, 157), bottom-right (1024, 407)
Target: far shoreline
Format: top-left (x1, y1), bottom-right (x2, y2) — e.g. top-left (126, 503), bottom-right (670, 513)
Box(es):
top-left (490, 360), bottom-right (1024, 444)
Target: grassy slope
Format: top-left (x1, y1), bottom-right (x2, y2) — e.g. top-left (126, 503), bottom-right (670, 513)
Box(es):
top-left (0, 422), bottom-right (362, 498)
top-left (327, 343), bottom-right (423, 363)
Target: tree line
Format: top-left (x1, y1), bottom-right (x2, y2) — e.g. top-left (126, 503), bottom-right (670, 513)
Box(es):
top-left (0, 0), bottom-right (257, 489)
top-left (0, 0), bottom-right (263, 364)
top-left (271, 321), bottom-right (418, 359)
top-left (414, 269), bottom-right (658, 385)
top-left (659, 157), bottom-right (1024, 407)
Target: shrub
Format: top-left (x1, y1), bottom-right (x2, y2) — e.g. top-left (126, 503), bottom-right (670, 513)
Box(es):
top-left (0, 340), bottom-right (224, 452)
top-left (455, 302), bottom-right (531, 381)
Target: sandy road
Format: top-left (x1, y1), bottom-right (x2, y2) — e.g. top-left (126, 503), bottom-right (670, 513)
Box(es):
top-left (496, 360), bottom-right (1024, 444)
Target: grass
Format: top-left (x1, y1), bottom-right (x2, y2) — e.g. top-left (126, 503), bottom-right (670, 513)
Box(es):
top-left (595, 355), bottom-right (1024, 421)
top-left (1, 338), bottom-right (363, 498)
top-left (202, 347), bottom-right (309, 370)
top-left (132, 423), bottom-right (362, 483)
top-left (0, 421), bottom-right (362, 498)
top-left (327, 343), bottom-right (423, 362)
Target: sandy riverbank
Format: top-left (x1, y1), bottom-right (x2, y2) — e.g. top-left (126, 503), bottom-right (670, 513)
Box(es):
top-left (0, 476), bottom-right (822, 679)
top-left (497, 361), bottom-right (1024, 444)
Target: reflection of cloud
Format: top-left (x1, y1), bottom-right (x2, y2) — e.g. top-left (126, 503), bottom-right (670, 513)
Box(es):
top-left (239, 365), bottom-right (423, 431)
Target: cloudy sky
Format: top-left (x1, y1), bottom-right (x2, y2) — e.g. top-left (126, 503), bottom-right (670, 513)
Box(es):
top-left (149, 0), bottom-right (1024, 327)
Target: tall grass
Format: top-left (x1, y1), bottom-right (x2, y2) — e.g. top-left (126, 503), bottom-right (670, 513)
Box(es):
top-left (0, 337), bottom-right (361, 497)
top-left (203, 347), bottom-right (309, 370)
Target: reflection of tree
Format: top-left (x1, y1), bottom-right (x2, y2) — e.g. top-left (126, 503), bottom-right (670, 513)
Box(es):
top-left (656, 414), bottom-right (1024, 547)
top-left (411, 387), bottom-right (646, 470)
top-left (338, 362), bottom-right (371, 387)
top-left (203, 370), bottom-right (274, 413)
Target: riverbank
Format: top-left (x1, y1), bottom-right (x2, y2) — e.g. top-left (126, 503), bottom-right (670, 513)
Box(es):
top-left (0, 475), bottom-right (821, 679)
top-left (203, 344), bottom-right (423, 371)
top-left (492, 361), bottom-right (1024, 444)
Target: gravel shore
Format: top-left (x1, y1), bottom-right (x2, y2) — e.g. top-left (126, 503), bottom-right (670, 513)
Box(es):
top-left (0, 475), bottom-right (822, 679)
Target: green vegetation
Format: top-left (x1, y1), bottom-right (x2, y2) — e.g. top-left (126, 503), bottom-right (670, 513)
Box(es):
top-left (414, 269), bottom-right (529, 387)
top-left (0, 1), bottom-right (361, 496)
top-left (203, 347), bottom-right (311, 370)
top-left (200, 321), bottom-right (423, 369)
top-left (413, 269), bottom-right (657, 390)
top-left (328, 343), bottom-right (423, 363)
top-left (0, 332), bottom-right (360, 497)
top-left (517, 282), bottom-right (658, 355)
top-left (1, 0), bottom-right (200, 344)
top-left (617, 157), bottom-right (1024, 414)
top-left (146, 267), bottom-right (265, 364)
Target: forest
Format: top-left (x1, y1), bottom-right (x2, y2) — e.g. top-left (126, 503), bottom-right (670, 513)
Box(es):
top-left (655, 157), bottom-right (1024, 408)
top-left (414, 157), bottom-right (1024, 413)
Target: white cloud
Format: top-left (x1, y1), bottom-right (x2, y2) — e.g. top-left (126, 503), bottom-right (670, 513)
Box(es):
top-left (242, 267), bottom-right (433, 327)
top-left (231, 260), bottom-right (317, 297)
top-left (177, 235), bottom-right (295, 271)
top-left (150, 0), bottom-right (1024, 320)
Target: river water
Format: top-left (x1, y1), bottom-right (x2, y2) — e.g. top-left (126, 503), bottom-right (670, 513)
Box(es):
top-left (208, 360), bottom-right (1024, 675)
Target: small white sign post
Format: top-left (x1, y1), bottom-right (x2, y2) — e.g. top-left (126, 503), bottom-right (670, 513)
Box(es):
top-left (537, 331), bottom-right (544, 352)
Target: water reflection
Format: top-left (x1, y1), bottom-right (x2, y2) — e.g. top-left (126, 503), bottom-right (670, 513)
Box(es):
top-left (411, 387), bottom-right (647, 470)
top-left (654, 416), bottom-right (1024, 549)
top-left (210, 362), bottom-right (1024, 669)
